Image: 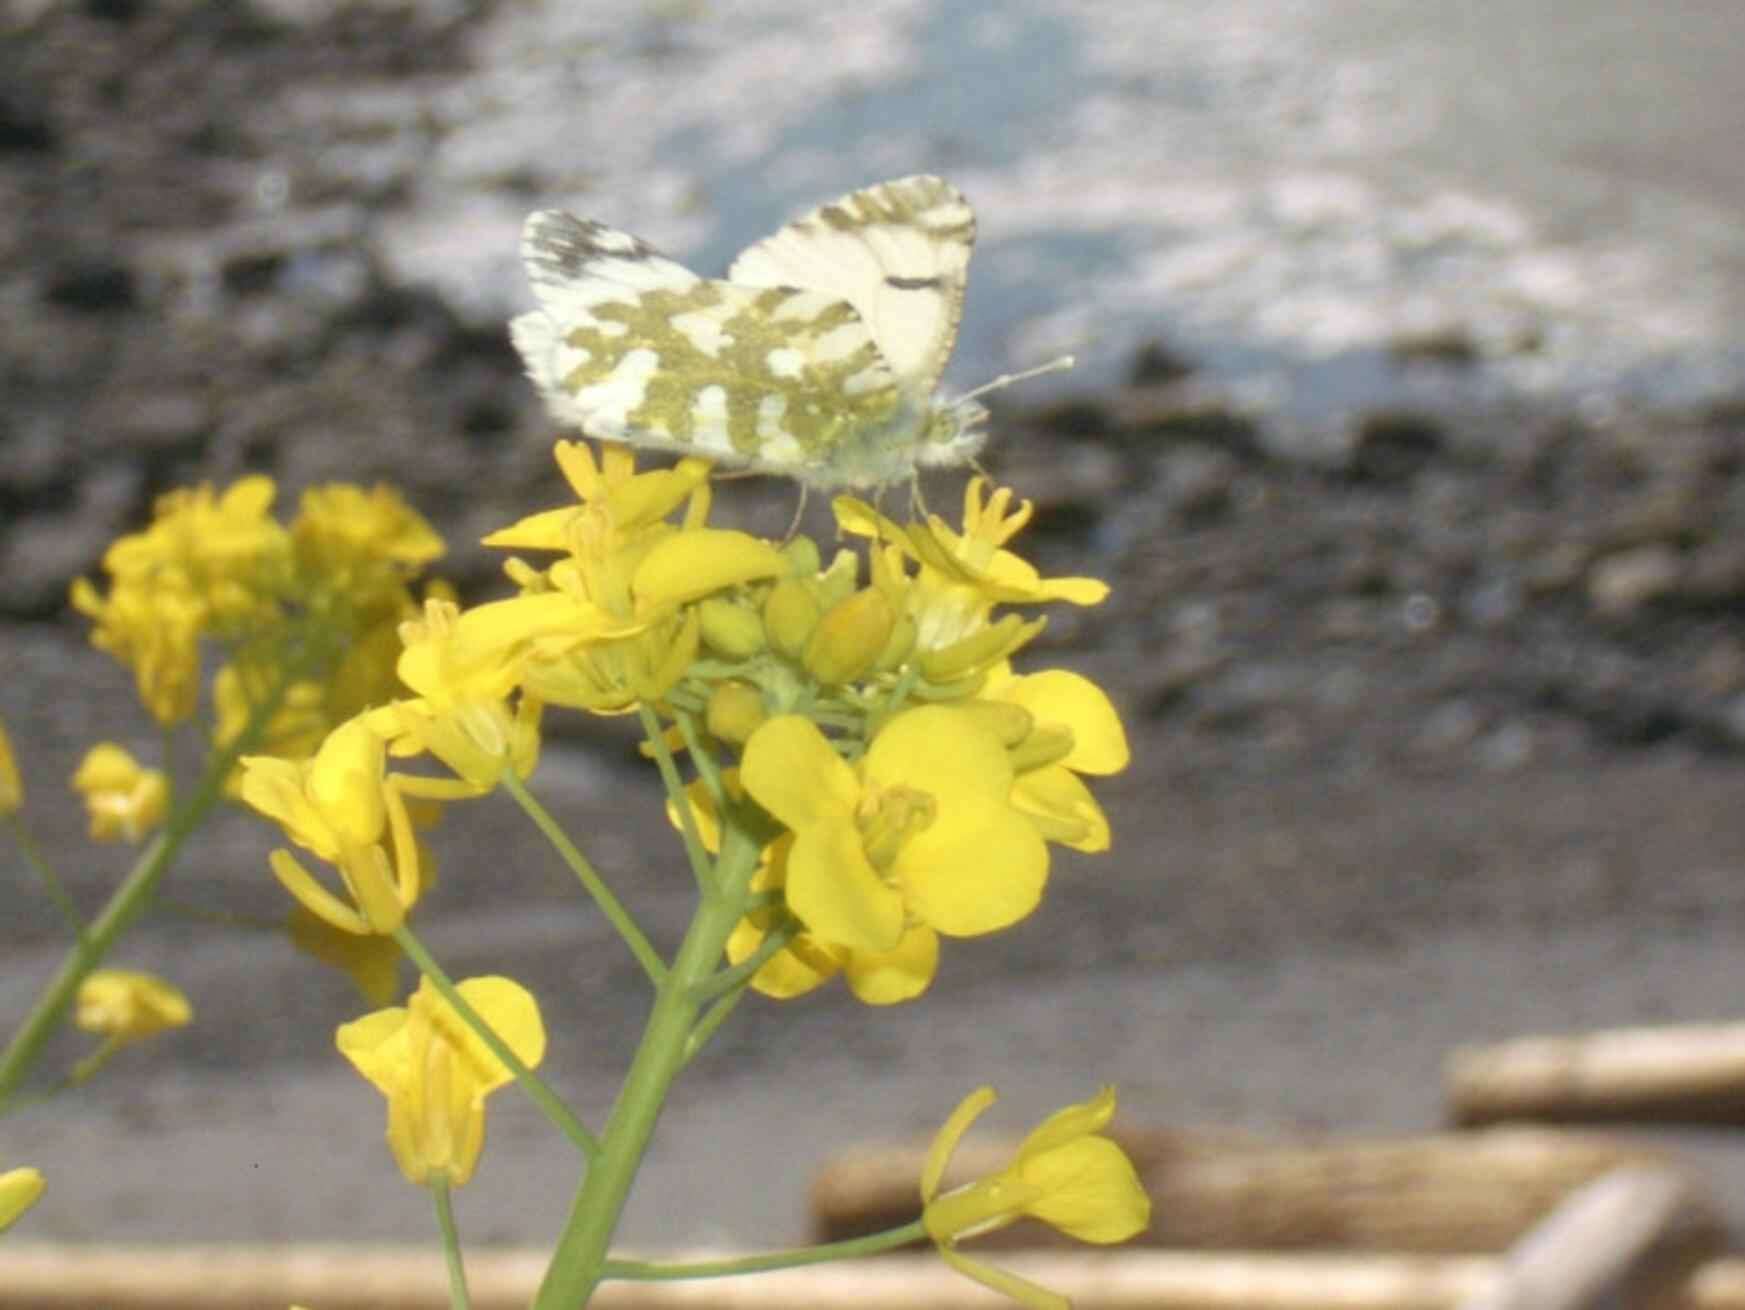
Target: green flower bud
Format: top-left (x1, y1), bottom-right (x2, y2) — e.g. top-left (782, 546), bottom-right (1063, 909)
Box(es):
top-left (763, 578), bottom-right (821, 658)
top-left (781, 534), bottom-right (822, 577)
top-left (956, 699), bottom-right (1035, 749)
top-left (1007, 723), bottom-right (1075, 774)
top-left (698, 596), bottom-right (766, 659)
top-left (873, 608), bottom-right (918, 671)
top-left (918, 615), bottom-right (1046, 684)
top-left (805, 588), bottom-right (896, 686)
top-left (706, 681), bottom-right (768, 745)
top-left (814, 549), bottom-right (861, 611)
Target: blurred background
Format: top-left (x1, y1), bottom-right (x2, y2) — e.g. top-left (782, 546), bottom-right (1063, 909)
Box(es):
top-left (6, 0), bottom-right (1745, 1260)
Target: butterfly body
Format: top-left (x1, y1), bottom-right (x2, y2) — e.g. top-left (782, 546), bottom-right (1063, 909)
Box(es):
top-left (511, 175), bottom-right (988, 490)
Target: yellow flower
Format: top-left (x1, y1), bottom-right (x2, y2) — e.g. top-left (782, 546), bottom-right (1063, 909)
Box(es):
top-left (840, 479), bottom-right (1109, 608)
top-left (980, 666), bottom-right (1129, 852)
top-left (922, 1086), bottom-right (1151, 1310)
top-left (0, 1167), bottom-right (45, 1234)
top-left (100, 477), bottom-right (291, 635)
top-left (75, 969), bottom-right (192, 1044)
top-left (365, 598), bottom-right (542, 793)
top-left (70, 744), bottom-right (170, 843)
top-left (287, 905), bottom-right (402, 1006)
top-left (293, 483), bottom-right (444, 574)
top-left (70, 575), bottom-right (206, 727)
top-left (0, 717), bottom-right (21, 816)
top-left (239, 715), bottom-right (428, 934)
top-left (739, 707), bottom-right (1047, 1002)
top-left (336, 975), bottom-right (546, 1187)
top-left (837, 493), bottom-right (1052, 689)
top-left (474, 443), bottom-right (785, 715)
top-left (211, 666), bottom-right (332, 788)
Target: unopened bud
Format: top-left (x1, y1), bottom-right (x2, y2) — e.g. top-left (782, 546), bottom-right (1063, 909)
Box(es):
top-left (698, 597), bottom-right (766, 659)
top-left (805, 589), bottom-right (896, 686)
top-left (918, 615), bottom-right (1045, 685)
top-left (956, 699), bottom-right (1035, 749)
top-left (706, 681), bottom-right (768, 745)
top-left (873, 609), bottom-right (918, 671)
top-left (763, 578), bottom-right (821, 658)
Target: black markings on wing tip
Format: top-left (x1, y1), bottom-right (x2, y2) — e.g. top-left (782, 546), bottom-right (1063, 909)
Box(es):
top-left (885, 274), bottom-right (943, 291)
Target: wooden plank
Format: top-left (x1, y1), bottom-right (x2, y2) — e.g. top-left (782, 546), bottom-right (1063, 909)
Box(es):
top-left (1456, 1167), bottom-right (1708, 1310)
top-left (10, 1245), bottom-right (1745, 1310)
top-left (1448, 1022), bottom-right (1745, 1126)
top-left (813, 1126), bottom-right (1684, 1252)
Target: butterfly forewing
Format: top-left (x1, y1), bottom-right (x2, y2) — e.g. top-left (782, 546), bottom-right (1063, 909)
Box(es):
top-left (726, 175), bottom-right (974, 395)
top-left (514, 210), bottom-right (908, 472)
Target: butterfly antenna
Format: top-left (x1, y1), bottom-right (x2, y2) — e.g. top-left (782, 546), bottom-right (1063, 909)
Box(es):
top-left (782, 484), bottom-right (810, 544)
top-left (958, 354), bottom-right (1075, 405)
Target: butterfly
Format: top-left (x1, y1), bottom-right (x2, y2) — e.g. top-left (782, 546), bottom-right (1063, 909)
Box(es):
top-left (511, 175), bottom-right (1067, 491)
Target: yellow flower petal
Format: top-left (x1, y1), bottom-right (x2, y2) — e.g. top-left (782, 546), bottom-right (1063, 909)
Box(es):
top-left (1020, 1136), bottom-right (1151, 1243)
top-left (922, 1085), bottom-right (998, 1202)
top-left (632, 530), bottom-right (788, 607)
top-left (787, 817), bottom-right (906, 953)
top-left (842, 925), bottom-right (940, 1005)
top-left (998, 670), bottom-right (1129, 774)
top-left (1012, 766), bottom-right (1111, 853)
top-left (0, 717), bottom-right (22, 815)
top-left (0, 1167), bottom-right (46, 1234)
top-left (740, 716), bottom-right (860, 834)
top-left (75, 969), bottom-right (192, 1043)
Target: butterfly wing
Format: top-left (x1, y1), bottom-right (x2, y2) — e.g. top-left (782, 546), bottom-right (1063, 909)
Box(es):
top-left (727, 175), bottom-right (975, 397)
top-left (513, 209), bottom-right (907, 476)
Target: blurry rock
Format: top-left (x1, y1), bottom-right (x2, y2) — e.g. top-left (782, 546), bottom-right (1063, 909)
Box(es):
top-left (42, 258), bottom-right (139, 314)
top-left (1587, 544), bottom-right (1682, 619)
top-left (1684, 541), bottom-right (1745, 602)
top-left (1104, 382), bottom-right (1264, 455)
top-left (1478, 721), bottom-right (1535, 773)
top-left (1160, 446), bottom-right (1237, 520)
top-left (1142, 647), bottom-right (1228, 716)
top-left (1716, 695), bottom-right (1745, 750)
top-left (1414, 699), bottom-right (1485, 756)
top-left (1348, 410), bottom-right (1444, 483)
top-left (1387, 325), bottom-right (1480, 368)
top-left (1525, 541), bottom-right (1590, 596)
top-left (1691, 637), bottom-right (1745, 699)
top-left (0, 467), bottom-right (141, 617)
top-left (1465, 575), bottom-right (1524, 629)
top-left (1127, 338), bottom-right (1195, 386)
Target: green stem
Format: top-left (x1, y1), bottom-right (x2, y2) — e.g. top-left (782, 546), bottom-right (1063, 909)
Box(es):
top-left (637, 703), bottom-right (713, 894)
top-left (7, 815), bottom-right (87, 940)
top-left (394, 925), bottom-right (600, 1163)
top-left (500, 770), bottom-right (665, 988)
top-left (431, 1179), bottom-right (472, 1310)
top-left (604, 1221), bottom-right (925, 1281)
top-left (0, 730), bottom-right (245, 1113)
top-left (532, 818), bottom-right (762, 1310)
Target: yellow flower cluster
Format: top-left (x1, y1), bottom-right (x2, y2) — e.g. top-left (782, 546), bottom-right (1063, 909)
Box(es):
top-left (71, 476), bottom-right (443, 749)
top-left (367, 440), bottom-right (1126, 1005)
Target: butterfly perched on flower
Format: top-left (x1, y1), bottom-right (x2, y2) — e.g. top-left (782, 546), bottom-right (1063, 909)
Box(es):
top-left (512, 176), bottom-right (1066, 491)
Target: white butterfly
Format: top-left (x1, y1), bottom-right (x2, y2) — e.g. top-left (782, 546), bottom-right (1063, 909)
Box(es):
top-left (511, 175), bottom-right (1066, 491)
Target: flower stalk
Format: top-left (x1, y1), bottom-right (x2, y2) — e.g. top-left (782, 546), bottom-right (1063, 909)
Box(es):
top-left (533, 807), bottom-right (765, 1309)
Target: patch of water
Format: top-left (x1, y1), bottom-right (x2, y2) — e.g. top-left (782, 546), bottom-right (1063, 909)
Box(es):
top-left (398, 0), bottom-right (1745, 448)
